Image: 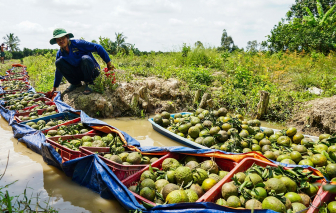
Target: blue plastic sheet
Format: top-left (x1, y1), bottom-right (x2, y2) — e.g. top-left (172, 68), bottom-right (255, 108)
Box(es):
top-left (146, 203), bottom-right (278, 213)
top-left (0, 105), bottom-right (15, 122)
top-left (62, 154), bottom-right (146, 211)
top-left (11, 122), bottom-right (37, 139)
top-left (53, 91), bottom-right (76, 112)
top-left (18, 131), bottom-right (43, 155)
top-left (41, 141), bottom-right (63, 169)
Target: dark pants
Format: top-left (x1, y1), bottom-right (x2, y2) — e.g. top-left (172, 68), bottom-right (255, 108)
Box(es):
top-left (55, 55), bottom-right (99, 85)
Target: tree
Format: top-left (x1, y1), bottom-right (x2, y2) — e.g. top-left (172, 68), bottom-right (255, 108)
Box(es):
top-left (115, 32), bottom-right (130, 54)
top-left (219, 29), bottom-right (239, 52)
top-left (287, 0), bottom-right (335, 19)
top-left (99, 36), bottom-right (117, 55)
top-left (3, 33), bottom-right (20, 52)
top-left (302, 0), bottom-right (336, 26)
top-left (195, 41), bottom-right (204, 48)
top-left (267, 0), bottom-right (336, 54)
top-left (220, 29), bottom-right (234, 51)
top-left (246, 40), bottom-right (259, 53)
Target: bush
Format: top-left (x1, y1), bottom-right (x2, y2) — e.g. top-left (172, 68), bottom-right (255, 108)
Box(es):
top-left (4, 52), bottom-right (12, 60)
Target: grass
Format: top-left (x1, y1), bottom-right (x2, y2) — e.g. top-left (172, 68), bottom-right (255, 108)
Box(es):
top-left (0, 59), bottom-right (21, 75)
top-left (18, 47), bottom-right (336, 123)
top-left (0, 152), bottom-right (58, 212)
top-left (23, 51), bottom-right (57, 92)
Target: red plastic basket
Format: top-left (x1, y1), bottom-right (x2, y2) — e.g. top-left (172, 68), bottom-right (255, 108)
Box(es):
top-left (14, 108), bottom-right (59, 122)
top-left (198, 157), bottom-right (324, 209)
top-left (121, 152), bottom-right (238, 207)
top-left (46, 133), bottom-right (99, 162)
top-left (5, 97), bottom-right (51, 109)
top-left (1, 81), bottom-right (30, 87)
top-left (21, 101), bottom-right (55, 112)
top-left (6, 71), bottom-right (28, 75)
top-left (41, 117), bottom-right (95, 135)
top-left (3, 87), bottom-right (30, 93)
top-left (307, 182), bottom-right (334, 213)
top-left (80, 146), bottom-right (167, 181)
top-left (0, 91), bottom-right (17, 98)
top-left (0, 78), bottom-right (27, 82)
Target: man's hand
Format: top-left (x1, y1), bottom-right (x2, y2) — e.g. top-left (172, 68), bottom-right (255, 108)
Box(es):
top-left (51, 87), bottom-right (57, 94)
top-left (107, 61), bottom-right (115, 71)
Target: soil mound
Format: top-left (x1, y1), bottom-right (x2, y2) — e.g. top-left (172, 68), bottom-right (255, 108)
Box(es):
top-left (58, 71), bottom-right (192, 118)
top-left (290, 95), bottom-right (336, 135)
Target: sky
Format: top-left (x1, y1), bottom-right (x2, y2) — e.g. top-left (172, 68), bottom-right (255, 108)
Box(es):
top-left (0, 0), bottom-right (295, 52)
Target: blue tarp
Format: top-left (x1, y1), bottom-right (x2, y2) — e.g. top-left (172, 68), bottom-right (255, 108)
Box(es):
top-left (53, 91), bottom-right (76, 112)
top-left (0, 105), bottom-right (16, 122)
top-left (62, 154), bottom-right (146, 211)
top-left (146, 203), bottom-right (277, 213)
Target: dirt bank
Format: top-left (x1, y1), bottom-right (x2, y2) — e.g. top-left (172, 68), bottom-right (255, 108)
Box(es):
top-left (58, 71), bottom-right (193, 118)
top-left (290, 95), bottom-right (336, 136)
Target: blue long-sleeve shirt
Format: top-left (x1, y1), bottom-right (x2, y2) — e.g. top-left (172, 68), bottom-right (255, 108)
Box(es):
top-left (53, 39), bottom-right (111, 88)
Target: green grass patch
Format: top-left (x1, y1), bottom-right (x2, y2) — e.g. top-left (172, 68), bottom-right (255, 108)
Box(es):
top-left (21, 47), bottom-right (336, 122)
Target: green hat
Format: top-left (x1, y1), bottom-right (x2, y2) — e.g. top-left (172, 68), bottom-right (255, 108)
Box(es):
top-left (50, 28), bottom-right (74, 45)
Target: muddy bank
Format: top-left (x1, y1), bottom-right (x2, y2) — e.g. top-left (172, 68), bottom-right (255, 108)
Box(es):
top-left (59, 72), bottom-right (193, 118)
top-left (290, 95), bottom-right (336, 136)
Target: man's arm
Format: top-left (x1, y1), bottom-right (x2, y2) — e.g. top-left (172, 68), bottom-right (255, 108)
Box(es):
top-left (52, 68), bottom-right (63, 92)
top-left (75, 40), bottom-right (114, 70)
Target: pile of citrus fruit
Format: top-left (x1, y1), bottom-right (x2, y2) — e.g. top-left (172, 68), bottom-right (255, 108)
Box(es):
top-left (215, 163), bottom-right (322, 212)
top-left (153, 109), bottom-right (336, 179)
top-left (128, 156), bottom-right (231, 204)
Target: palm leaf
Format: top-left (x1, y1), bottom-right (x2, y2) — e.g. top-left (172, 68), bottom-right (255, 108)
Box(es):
top-left (316, 0), bottom-right (325, 18)
top-left (305, 7), bottom-right (314, 18)
top-left (321, 5), bottom-right (336, 24)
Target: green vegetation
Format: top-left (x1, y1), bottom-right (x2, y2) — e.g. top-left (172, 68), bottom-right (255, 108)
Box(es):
top-left (105, 48), bottom-right (336, 122)
top-left (267, 0), bottom-right (336, 53)
top-left (19, 45), bottom-right (336, 122)
top-left (0, 153), bottom-right (57, 212)
top-left (23, 52), bottom-right (58, 92)
top-left (3, 33), bottom-right (20, 52)
top-left (0, 59), bottom-right (20, 75)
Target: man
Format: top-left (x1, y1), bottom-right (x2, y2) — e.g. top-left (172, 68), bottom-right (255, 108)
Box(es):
top-left (1, 43), bottom-right (8, 64)
top-left (50, 28), bottom-right (114, 95)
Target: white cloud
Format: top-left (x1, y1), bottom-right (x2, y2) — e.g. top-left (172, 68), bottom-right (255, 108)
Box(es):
top-left (214, 21), bottom-right (226, 27)
top-left (0, 0), bottom-right (295, 51)
top-left (15, 21), bottom-right (45, 33)
top-left (169, 18), bottom-right (183, 25)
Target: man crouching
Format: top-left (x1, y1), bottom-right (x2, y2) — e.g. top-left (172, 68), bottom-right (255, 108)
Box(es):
top-left (50, 28), bottom-right (114, 95)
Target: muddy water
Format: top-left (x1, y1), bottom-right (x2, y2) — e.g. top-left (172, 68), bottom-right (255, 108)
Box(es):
top-left (102, 117), bottom-right (185, 147)
top-left (0, 115), bottom-right (286, 213)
